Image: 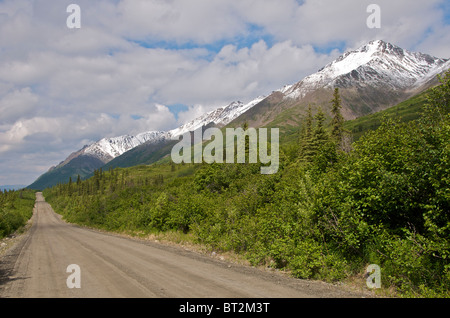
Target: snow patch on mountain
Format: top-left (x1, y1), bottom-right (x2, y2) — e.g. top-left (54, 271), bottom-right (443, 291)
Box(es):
top-left (77, 95), bottom-right (266, 164)
top-left (168, 95), bottom-right (266, 138)
top-left (412, 59), bottom-right (450, 89)
top-left (82, 131), bottom-right (169, 163)
top-left (282, 40), bottom-right (449, 99)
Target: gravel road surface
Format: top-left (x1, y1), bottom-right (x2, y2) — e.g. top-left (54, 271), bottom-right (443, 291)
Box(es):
top-left (0, 192), bottom-right (371, 298)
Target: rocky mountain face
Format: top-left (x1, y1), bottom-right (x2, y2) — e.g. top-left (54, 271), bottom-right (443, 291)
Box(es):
top-left (168, 96), bottom-right (266, 138)
top-left (233, 40), bottom-right (449, 128)
top-left (82, 131), bottom-right (169, 163)
top-left (281, 40), bottom-right (448, 97)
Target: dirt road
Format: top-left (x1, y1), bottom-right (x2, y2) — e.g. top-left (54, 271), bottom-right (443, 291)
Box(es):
top-left (0, 193), bottom-right (370, 298)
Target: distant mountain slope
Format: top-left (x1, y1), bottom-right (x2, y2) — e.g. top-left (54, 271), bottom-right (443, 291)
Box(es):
top-left (27, 155), bottom-right (105, 190)
top-left (82, 131), bottom-right (169, 163)
top-left (27, 97), bottom-right (265, 189)
top-left (344, 87), bottom-right (430, 141)
top-left (101, 138), bottom-right (178, 170)
top-left (230, 40), bottom-right (449, 130)
top-left (168, 96), bottom-right (265, 137)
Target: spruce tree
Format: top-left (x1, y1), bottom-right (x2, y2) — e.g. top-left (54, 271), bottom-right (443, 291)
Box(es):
top-left (299, 104), bottom-right (315, 161)
top-left (68, 177), bottom-right (73, 197)
top-left (313, 106), bottom-right (328, 146)
top-left (305, 104), bottom-right (313, 140)
top-left (330, 88), bottom-right (344, 143)
top-left (243, 121), bottom-right (250, 163)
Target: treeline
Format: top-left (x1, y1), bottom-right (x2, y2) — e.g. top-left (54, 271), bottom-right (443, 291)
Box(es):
top-left (44, 71), bottom-right (450, 297)
top-left (59, 168), bottom-right (166, 198)
top-left (0, 189), bottom-right (36, 239)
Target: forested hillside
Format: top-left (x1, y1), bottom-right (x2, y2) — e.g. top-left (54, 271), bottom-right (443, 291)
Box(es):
top-left (44, 71), bottom-right (449, 297)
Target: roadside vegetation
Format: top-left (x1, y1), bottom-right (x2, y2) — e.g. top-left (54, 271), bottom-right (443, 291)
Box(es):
top-left (44, 71), bottom-right (449, 297)
top-left (0, 189), bottom-right (35, 239)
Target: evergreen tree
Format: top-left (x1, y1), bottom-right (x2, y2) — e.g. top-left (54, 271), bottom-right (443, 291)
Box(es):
top-left (305, 104), bottom-right (313, 140)
top-left (330, 87), bottom-right (344, 143)
top-left (299, 104), bottom-right (315, 161)
top-left (243, 121), bottom-right (250, 163)
top-left (313, 106), bottom-right (328, 147)
top-left (93, 169), bottom-right (100, 192)
top-left (68, 177), bottom-right (73, 196)
top-left (299, 105), bottom-right (330, 161)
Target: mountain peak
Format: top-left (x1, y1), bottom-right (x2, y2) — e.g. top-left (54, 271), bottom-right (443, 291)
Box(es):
top-left (365, 39), bottom-right (391, 50)
top-left (281, 40), bottom-right (448, 100)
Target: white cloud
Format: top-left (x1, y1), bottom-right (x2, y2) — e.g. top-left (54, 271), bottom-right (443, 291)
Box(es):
top-left (416, 24), bottom-right (450, 58)
top-left (156, 40), bottom-right (336, 107)
top-left (0, 87), bottom-right (39, 124)
top-left (112, 0), bottom-right (246, 44)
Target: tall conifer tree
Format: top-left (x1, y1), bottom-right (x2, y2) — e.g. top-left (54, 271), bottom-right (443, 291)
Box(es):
top-left (330, 88), bottom-right (344, 143)
top-left (299, 104), bottom-right (315, 161)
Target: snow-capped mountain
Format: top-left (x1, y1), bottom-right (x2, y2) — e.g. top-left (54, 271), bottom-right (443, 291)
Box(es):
top-left (28, 40), bottom-right (449, 190)
top-left (280, 40), bottom-right (449, 100)
top-left (227, 39), bottom-right (449, 126)
top-left (57, 95), bottom-right (266, 168)
top-left (54, 40), bottom-right (450, 169)
top-left (168, 96), bottom-right (266, 137)
top-left (82, 131), bottom-right (170, 163)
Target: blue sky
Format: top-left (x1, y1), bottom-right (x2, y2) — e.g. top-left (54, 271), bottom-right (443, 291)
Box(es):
top-left (0, 0), bottom-right (449, 185)
top-left (130, 23), bottom-right (276, 54)
top-left (441, 2), bottom-right (450, 23)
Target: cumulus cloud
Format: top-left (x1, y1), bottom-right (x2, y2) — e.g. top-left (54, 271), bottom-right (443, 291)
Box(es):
top-left (157, 40), bottom-right (336, 108)
top-left (0, 87), bottom-right (39, 124)
top-left (112, 0), bottom-right (247, 44)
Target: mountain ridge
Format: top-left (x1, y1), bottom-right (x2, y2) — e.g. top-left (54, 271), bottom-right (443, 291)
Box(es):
top-left (27, 40), bottom-right (449, 190)
top-left (230, 40), bottom-right (449, 129)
